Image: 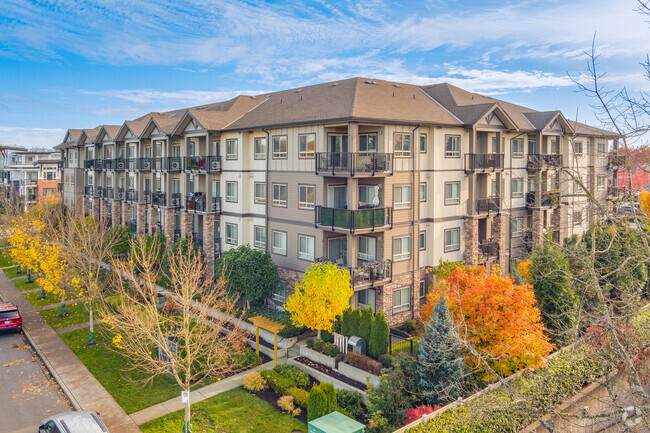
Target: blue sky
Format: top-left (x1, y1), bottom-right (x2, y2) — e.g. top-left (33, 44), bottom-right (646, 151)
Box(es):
top-left (0, 0), bottom-right (648, 147)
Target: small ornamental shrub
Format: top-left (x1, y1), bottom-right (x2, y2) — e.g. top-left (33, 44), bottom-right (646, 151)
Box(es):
top-left (402, 319), bottom-right (417, 333)
top-left (308, 384), bottom-right (328, 421)
top-left (242, 371), bottom-right (267, 392)
top-left (369, 311), bottom-right (390, 358)
top-left (305, 337), bottom-right (315, 348)
top-left (358, 307), bottom-right (374, 342)
top-left (321, 330), bottom-right (334, 343)
top-left (404, 405), bottom-right (441, 425)
top-left (286, 387), bottom-right (310, 408)
top-left (336, 389), bottom-right (366, 420)
top-left (320, 382), bottom-right (337, 414)
top-left (313, 339), bottom-right (325, 351)
top-left (349, 308), bottom-right (362, 336)
top-left (341, 308), bottom-right (352, 337)
top-left (277, 395), bottom-right (301, 417)
top-left (274, 364), bottom-right (310, 388)
top-left (260, 370), bottom-right (294, 395)
top-left (345, 351), bottom-right (382, 375)
top-left (322, 342), bottom-right (340, 357)
top-left (378, 353), bottom-right (394, 368)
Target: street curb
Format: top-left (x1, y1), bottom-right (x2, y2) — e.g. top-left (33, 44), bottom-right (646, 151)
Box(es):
top-left (0, 291), bottom-right (82, 411)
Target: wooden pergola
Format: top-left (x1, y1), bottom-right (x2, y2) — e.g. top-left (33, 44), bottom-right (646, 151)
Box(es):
top-left (249, 316), bottom-right (285, 366)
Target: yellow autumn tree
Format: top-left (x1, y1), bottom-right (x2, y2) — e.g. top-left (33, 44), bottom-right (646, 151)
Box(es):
top-left (285, 262), bottom-right (352, 339)
top-left (639, 190), bottom-right (650, 228)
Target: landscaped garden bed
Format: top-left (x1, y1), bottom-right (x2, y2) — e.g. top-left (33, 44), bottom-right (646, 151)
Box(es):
top-left (139, 387), bottom-right (306, 433)
top-left (13, 276), bottom-right (38, 291)
top-left (3, 265), bottom-right (21, 278)
top-left (294, 356), bottom-right (366, 391)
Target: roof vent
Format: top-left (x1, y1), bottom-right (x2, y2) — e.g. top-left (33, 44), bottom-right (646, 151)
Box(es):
top-left (393, 84), bottom-right (401, 88)
top-left (295, 89), bottom-right (302, 93)
top-left (332, 83), bottom-right (340, 87)
top-left (250, 96), bottom-right (256, 99)
top-left (364, 80), bottom-right (377, 85)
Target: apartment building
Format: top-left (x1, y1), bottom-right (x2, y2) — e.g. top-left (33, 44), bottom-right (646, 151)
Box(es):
top-left (56, 78), bottom-right (617, 325)
top-left (0, 148), bottom-right (61, 211)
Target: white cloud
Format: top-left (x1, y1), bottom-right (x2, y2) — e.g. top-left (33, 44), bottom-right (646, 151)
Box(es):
top-left (0, 126), bottom-right (67, 148)
top-left (77, 88), bottom-right (272, 106)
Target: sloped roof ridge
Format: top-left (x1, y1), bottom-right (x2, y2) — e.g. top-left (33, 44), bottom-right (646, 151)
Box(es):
top-left (417, 86), bottom-right (463, 124)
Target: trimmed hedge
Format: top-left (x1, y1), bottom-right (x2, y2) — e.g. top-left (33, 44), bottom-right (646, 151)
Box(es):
top-left (273, 364), bottom-right (309, 388)
top-left (344, 351), bottom-right (382, 376)
top-left (286, 387), bottom-right (310, 408)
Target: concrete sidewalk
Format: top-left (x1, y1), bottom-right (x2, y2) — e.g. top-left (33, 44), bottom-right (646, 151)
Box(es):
top-left (0, 271), bottom-right (142, 433)
top-left (129, 357), bottom-right (287, 425)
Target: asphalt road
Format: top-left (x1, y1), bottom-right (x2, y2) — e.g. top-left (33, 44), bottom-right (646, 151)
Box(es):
top-left (0, 330), bottom-right (72, 433)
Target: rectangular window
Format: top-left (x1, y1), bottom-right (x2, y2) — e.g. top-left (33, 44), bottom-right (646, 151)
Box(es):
top-left (551, 139), bottom-right (560, 154)
top-left (273, 184), bottom-right (287, 207)
top-left (298, 235), bottom-right (315, 260)
top-left (445, 135), bottom-right (460, 158)
top-left (359, 185), bottom-right (378, 206)
top-left (444, 182), bottom-right (460, 205)
top-left (272, 231), bottom-right (287, 255)
top-left (225, 139), bottom-right (238, 160)
top-left (512, 138), bottom-right (524, 158)
top-left (394, 133), bottom-right (411, 157)
top-left (392, 287), bottom-right (410, 314)
top-left (299, 185), bottom-right (315, 209)
top-left (512, 179), bottom-right (523, 198)
top-left (597, 176), bottom-right (606, 191)
top-left (394, 185), bottom-right (411, 209)
top-left (511, 217), bottom-right (524, 237)
top-left (419, 134), bottom-right (427, 153)
top-left (528, 139), bottom-right (537, 155)
top-left (254, 137), bottom-right (267, 159)
top-left (299, 134), bottom-right (315, 158)
top-left (492, 136), bottom-right (499, 153)
top-left (419, 280), bottom-right (427, 298)
top-left (393, 236), bottom-right (411, 261)
top-left (444, 228), bottom-right (460, 252)
top-left (254, 226), bottom-right (266, 249)
top-left (226, 181), bottom-right (238, 202)
top-left (254, 182), bottom-right (266, 204)
top-left (528, 176), bottom-right (536, 192)
top-left (419, 183), bottom-right (426, 202)
top-left (358, 236), bottom-right (376, 262)
top-left (597, 141), bottom-right (607, 157)
top-left (272, 135), bottom-right (287, 159)
top-left (359, 134), bottom-right (377, 152)
top-left (273, 282), bottom-right (286, 303)
top-left (573, 211), bottom-right (582, 227)
top-left (419, 231), bottom-right (426, 250)
top-left (225, 223), bottom-right (238, 245)
top-left (574, 140), bottom-right (583, 157)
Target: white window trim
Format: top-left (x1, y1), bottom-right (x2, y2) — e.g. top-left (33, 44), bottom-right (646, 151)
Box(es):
top-left (298, 235), bottom-right (315, 261)
top-left (298, 185), bottom-right (315, 209)
top-left (272, 135), bottom-right (288, 159)
top-left (394, 133), bottom-right (412, 157)
top-left (298, 133), bottom-right (316, 159)
top-left (445, 135), bottom-right (460, 158)
top-left (226, 181), bottom-right (238, 203)
top-left (444, 228), bottom-right (460, 252)
top-left (393, 236), bottom-right (411, 261)
top-left (272, 230), bottom-right (287, 255)
top-left (392, 287), bottom-right (410, 314)
top-left (254, 182), bottom-right (266, 204)
top-left (225, 223), bottom-right (238, 245)
top-left (254, 137), bottom-right (267, 160)
top-left (254, 226), bottom-right (266, 249)
top-left (273, 183), bottom-right (287, 207)
top-left (444, 182), bottom-right (460, 205)
top-left (394, 185), bottom-right (411, 209)
top-left (512, 138), bottom-right (524, 158)
top-left (226, 139), bottom-right (238, 160)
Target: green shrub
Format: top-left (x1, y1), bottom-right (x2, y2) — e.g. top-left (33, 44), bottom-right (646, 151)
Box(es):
top-left (321, 330), bottom-right (334, 343)
top-left (345, 351), bottom-right (382, 375)
top-left (359, 307), bottom-right (374, 342)
top-left (242, 371), bottom-right (267, 392)
top-left (274, 364), bottom-right (310, 388)
top-left (320, 382), bottom-right (337, 414)
top-left (349, 308), bottom-right (362, 336)
top-left (341, 308), bottom-right (352, 337)
top-left (378, 353), bottom-right (394, 368)
top-left (369, 311), bottom-right (389, 358)
top-left (286, 387), bottom-right (310, 408)
top-left (243, 305), bottom-right (308, 338)
top-left (322, 342), bottom-right (340, 357)
top-left (260, 370), bottom-right (294, 395)
top-left (305, 337), bottom-right (315, 348)
top-left (313, 339), bottom-right (325, 351)
top-left (402, 319), bottom-right (417, 333)
top-left (336, 389), bottom-right (366, 421)
top-left (308, 384), bottom-right (328, 421)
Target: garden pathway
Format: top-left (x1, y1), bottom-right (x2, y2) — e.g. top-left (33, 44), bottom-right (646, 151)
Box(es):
top-left (129, 357), bottom-right (288, 425)
top-left (55, 318), bottom-right (103, 335)
top-left (0, 271), bottom-right (142, 433)
top-left (35, 297), bottom-right (89, 311)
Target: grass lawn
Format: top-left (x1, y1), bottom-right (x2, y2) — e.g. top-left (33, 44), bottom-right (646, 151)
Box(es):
top-left (60, 324), bottom-right (263, 414)
top-left (0, 253), bottom-right (14, 268)
top-left (139, 387), bottom-right (306, 433)
top-left (3, 266), bottom-right (21, 278)
top-left (25, 290), bottom-right (76, 308)
top-left (0, 239), bottom-right (9, 247)
top-left (13, 276), bottom-right (39, 292)
top-left (39, 302), bottom-right (95, 330)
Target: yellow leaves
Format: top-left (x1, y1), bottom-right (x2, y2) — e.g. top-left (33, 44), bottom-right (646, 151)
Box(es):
top-left (111, 334), bottom-right (123, 349)
top-left (516, 259), bottom-right (532, 281)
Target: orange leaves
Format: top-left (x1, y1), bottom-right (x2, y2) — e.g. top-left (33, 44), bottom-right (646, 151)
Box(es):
top-left (421, 265), bottom-right (553, 378)
top-left (639, 191), bottom-right (650, 227)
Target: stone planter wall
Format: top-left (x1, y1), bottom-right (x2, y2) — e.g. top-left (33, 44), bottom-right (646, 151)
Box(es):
top-left (299, 345), bottom-right (337, 369)
top-left (338, 362), bottom-right (380, 388)
top-left (288, 358), bottom-right (368, 402)
top-left (208, 310), bottom-right (298, 350)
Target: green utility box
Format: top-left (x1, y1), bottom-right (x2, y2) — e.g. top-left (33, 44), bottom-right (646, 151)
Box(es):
top-left (308, 411), bottom-right (365, 433)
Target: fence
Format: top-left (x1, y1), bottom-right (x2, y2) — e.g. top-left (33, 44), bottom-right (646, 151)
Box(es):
top-left (333, 332), bottom-right (348, 354)
top-left (389, 332), bottom-right (418, 355)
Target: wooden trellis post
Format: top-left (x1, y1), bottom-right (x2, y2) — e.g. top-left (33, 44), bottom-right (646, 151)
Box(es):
top-left (249, 316), bottom-right (285, 366)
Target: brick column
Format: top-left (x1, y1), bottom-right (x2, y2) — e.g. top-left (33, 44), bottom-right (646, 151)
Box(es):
top-left (202, 215), bottom-right (216, 280)
top-left (463, 218), bottom-right (479, 265)
top-left (82, 196), bottom-right (90, 217)
top-left (122, 203), bottom-right (131, 228)
top-left (92, 198), bottom-right (100, 221)
top-left (532, 209), bottom-right (544, 249)
top-left (181, 211), bottom-right (192, 239)
top-left (112, 200), bottom-right (122, 226)
top-left (492, 213), bottom-right (509, 272)
top-left (164, 208), bottom-right (175, 248)
top-left (100, 199), bottom-right (108, 225)
top-left (552, 206), bottom-right (566, 242)
top-left (136, 204), bottom-right (146, 236)
top-left (149, 207), bottom-right (157, 235)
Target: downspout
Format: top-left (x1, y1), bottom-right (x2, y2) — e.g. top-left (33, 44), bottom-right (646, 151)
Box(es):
top-left (262, 129), bottom-right (270, 253)
top-left (508, 131), bottom-right (526, 269)
top-left (410, 124), bottom-right (420, 320)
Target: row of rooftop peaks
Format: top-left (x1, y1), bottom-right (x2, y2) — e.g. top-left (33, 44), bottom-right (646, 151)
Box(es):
top-left (56, 77), bottom-right (616, 149)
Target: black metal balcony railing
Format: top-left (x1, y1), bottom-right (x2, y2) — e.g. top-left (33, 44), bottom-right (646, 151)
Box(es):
top-left (211, 196), bottom-right (221, 213)
top-left (315, 152), bottom-right (393, 176)
top-left (129, 219), bottom-right (137, 233)
top-left (207, 156), bottom-right (222, 173)
top-left (139, 157), bottom-right (152, 171)
top-left (106, 216), bottom-right (112, 228)
top-left (171, 192), bottom-right (182, 208)
top-left (608, 154), bottom-right (628, 168)
top-left (215, 237), bottom-right (222, 257)
top-left (315, 206), bottom-right (392, 233)
top-left (478, 240), bottom-right (499, 258)
top-left (349, 259), bottom-right (392, 289)
top-left (126, 158), bottom-right (136, 171)
top-left (104, 186), bottom-right (114, 199)
top-left (117, 187), bottom-right (125, 201)
top-left (186, 193), bottom-right (206, 211)
top-left (126, 189), bottom-right (138, 202)
top-left (476, 196), bottom-right (501, 213)
top-left (185, 156), bottom-right (206, 171)
top-left (95, 186), bottom-right (103, 198)
top-left (142, 190), bottom-right (151, 204)
top-left (526, 190), bottom-right (561, 208)
top-left (152, 157), bottom-right (164, 171)
top-left (84, 185), bottom-right (94, 196)
top-left (84, 159), bottom-right (96, 170)
top-left (607, 185), bottom-right (627, 198)
top-left (527, 154), bottom-right (563, 171)
top-left (173, 229), bottom-right (181, 242)
top-left (104, 159), bottom-right (114, 170)
top-left (167, 157), bottom-right (182, 172)
top-left (113, 159), bottom-right (126, 171)
top-left (464, 153), bottom-right (504, 172)
top-left (152, 191), bottom-right (166, 206)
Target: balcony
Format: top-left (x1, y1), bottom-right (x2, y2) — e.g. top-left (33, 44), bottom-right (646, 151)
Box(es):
top-left (464, 153), bottom-right (504, 173)
top-left (183, 156), bottom-right (222, 173)
top-left (211, 196), bottom-right (222, 213)
top-left (84, 185), bottom-right (94, 196)
top-left (104, 187), bottom-right (114, 199)
top-left (173, 229), bottom-right (181, 242)
top-left (608, 154), bottom-right (628, 169)
top-left (126, 158), bottom-right (137, 171)
top-left (607, 185), bottom-right (626, 198)
top-left (215, 237), bottom-right (222, 257)
top-left (349, 259), bottom-right (392, 289)
top-left (84, 159), bottom-right (96, 170)
top-left (476, 196), bottom-right (500, 214)
top-left (142, 190), bottom-right (151, 204)
top-left (191, 233), bottom-right (204, 251)
top-left (106, 216), bottom-right (112, 228)
top-left (95, 186), bottom-right (103, 198)
top-left (138, 157), bottom-right (152, 171)
top-left (526, 190), bottom-right (560, 208)
top-left (129, 219), bottom-right (137, 233)
top-left (207, 156), bottom-right (222, 173)
top-left (57, 182), bottom-right (63, 193)
top-left (478, 240), bottom-right (499, 259)
top-left (152, 157), bottom-right (164, 171)
top-left (152, 191), bottom-right (166, 207)
top-left (117, 187), bottom-right (125, 201)
top-left (315, 206), bottom-right (392, 233)
top-left (126, 189), bottom-right (138, 202)
top-left (167, 157), bottom-right (182, 172)
top-left (104, 159), bottom-right (114, 170)
top-left (113, 159), bottom-right (126, 172)
top-left (186, 193), bottom-right (207, 212)
top-left (315, 152), bottom-right (392, 177)
top-left (527, 154), bottom-right (563, 171)
top-left (171, 192), bottom-right (182, 208)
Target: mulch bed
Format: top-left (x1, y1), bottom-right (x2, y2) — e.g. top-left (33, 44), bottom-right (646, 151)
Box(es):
top-left (248, 377), bottom-right (318, 425)
top-left (295, 356), bottom-right (366, 391)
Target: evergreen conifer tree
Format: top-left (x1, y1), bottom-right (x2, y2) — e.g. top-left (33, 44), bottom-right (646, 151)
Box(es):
top-left (308, 384), bottom-right (328, 421)
top-left (320, 382), bottom-right (337, 414)
top-left (417, 295), bottom-right (464, 406)
top-left (349, 307), bottom-right (362, 337)
top-left (341, 308), bottom-right (352, 337)
top-left (358, 306), bottom-right (374, 342)
top-left (369, 311), bottom-right (389, 358)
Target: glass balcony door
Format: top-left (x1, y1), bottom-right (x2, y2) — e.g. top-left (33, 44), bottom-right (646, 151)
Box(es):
top-left (327, 185), bottom-right (347, 209)
top-left (328, 134), bottom-right (348, 153)
top-left (327, 237), bottom-right (347, 266)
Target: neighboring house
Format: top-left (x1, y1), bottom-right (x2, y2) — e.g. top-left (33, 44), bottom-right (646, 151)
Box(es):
top-left (0, 148), bottom-right (60, 212)
top-left (36, 157), bottom-right (63, 200)
top-left (56, 77), bottom-right (617, 326)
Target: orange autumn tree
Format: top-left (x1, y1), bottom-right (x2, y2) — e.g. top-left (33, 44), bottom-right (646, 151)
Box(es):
top-left (421, 265), bottom-right (553, 379)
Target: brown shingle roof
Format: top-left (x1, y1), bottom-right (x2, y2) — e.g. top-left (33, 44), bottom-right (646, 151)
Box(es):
top-left (189, 95), bottom-right (268, 131)
top-left (54, 128), bottom-right (84, 149)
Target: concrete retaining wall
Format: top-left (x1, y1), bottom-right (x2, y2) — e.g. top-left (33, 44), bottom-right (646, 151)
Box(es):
top-left (299, 345), bottom-right (337, 369)
top-left (338, 362), bottom-right (381, 388)
top-left (288, 358), bottom-right (368, 402)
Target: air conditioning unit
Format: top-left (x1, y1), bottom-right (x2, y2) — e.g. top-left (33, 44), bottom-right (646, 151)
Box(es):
top-left (143, 160), bottom-right (151, 170)
top-left (117, 161), bottom-right (125, 170)
top-left (210, 160), bottom-right (220, 171)
top-left (170, 160), bottom-right (180, 170)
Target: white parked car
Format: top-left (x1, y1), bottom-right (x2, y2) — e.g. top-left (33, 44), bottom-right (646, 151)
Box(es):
top-left (39, 411), bottom-right (109, 433)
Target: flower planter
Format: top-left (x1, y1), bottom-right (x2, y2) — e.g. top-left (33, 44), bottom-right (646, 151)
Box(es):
top-left (338, 362), bottom-right (381, 387)
top-left (155, 293), bottom-right (167, 309)
top-left (299, 345), bottom-right (337, 369)
top-left (288, 358), bottom-right (368, 401)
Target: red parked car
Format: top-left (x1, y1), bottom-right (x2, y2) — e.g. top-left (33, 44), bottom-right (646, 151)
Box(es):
top-left (0, 302), bottom-right (22, 333)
